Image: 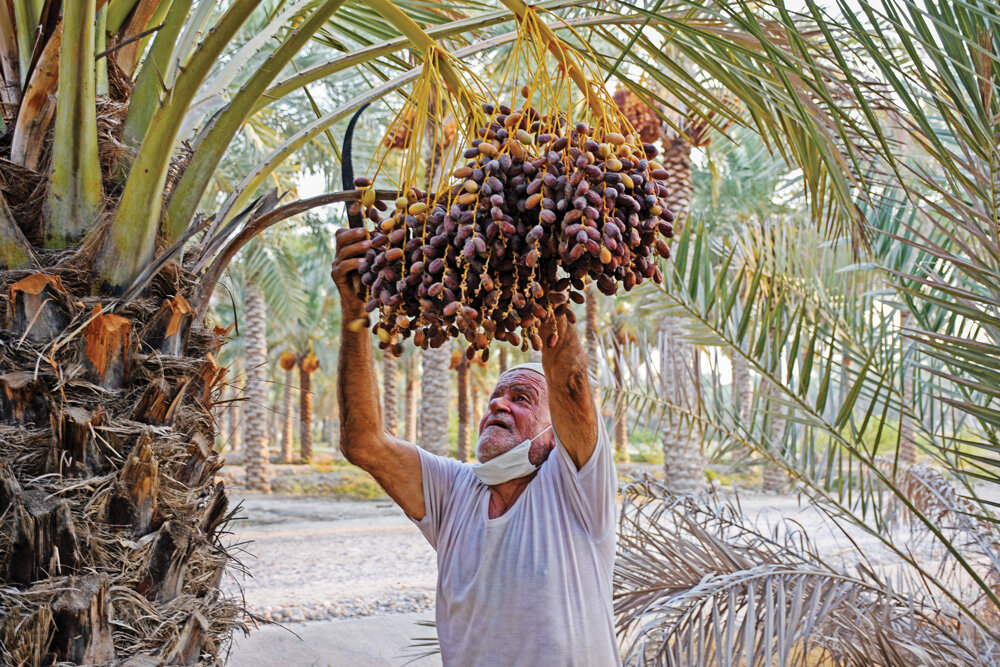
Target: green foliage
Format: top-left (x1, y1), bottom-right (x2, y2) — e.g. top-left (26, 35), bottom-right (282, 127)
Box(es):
top-left (328, 470), bottom-right (388, 500)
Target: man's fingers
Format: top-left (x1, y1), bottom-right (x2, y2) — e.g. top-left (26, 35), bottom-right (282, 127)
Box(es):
top-left (337, 238), bottom-right (371, 261)
top-left (335, 227), bottom-right (368, 248)
top-left (332, 257), bottom-right (365, 283)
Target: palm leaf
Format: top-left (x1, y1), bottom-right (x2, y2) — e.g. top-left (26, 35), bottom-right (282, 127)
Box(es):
top-left (615, 479), bottom-right (995, 666)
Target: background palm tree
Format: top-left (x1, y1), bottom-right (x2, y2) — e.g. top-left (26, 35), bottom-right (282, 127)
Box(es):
top-left (279, 349), bottom-right (298, 462)
top-left (298, 350), bottom-right (321, 463)
top-left (243, 279), bottom-right (272, 492)
top-left (403, 353), bottom-right (420, 442)
top-left (420, 344), bottom-right (453, 456)
top-left (577, 2), bottom-right (1000, 652)
top-left (8, 0), bottom-right (997, 662)
top-left (382, 347), bottom-right (400, 437)
top-left (452, 351), bottom-right (472, 462)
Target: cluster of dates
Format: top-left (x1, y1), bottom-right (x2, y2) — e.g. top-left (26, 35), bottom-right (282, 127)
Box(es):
top-left (353, 103), bottom-right (674, 357)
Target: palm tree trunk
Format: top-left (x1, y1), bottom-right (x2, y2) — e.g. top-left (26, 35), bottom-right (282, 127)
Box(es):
top-left (383, 349), bottom-right (399, 437)
top-left (2, 274), bottom-right (237, 661)
top-left (280, 365), bottom-right (295, 463)
top-left (420, 345), bottom-right (452, 456)
top-left (299, 353), bottom-right (319, 463)
top-left (456, 357), bottom-right (470, 462)
top-left (243, 282), bottom-right (271, 492)
top-left (269, 406), bottom-right (278, 452)
top-left (613, 327), bottom-right (629, 462)
top-left (762, 378), bottom-right (788, 493)
top-left (471, 383), bottom-right (481, 445)
top-left (663, 137), bottom-right (693, 228)
top-left (899, 370), bottom-right (916, 464)
top-left (659, 316), bottom-right (702, 494)
top-left (731, 348), bottom-right (752, 423)
top-left (585, 285), bottom-right (601, 404)
top-left (659, 134), bottom-right (702, 493)
top-left (404, 354), bottom-right (418, 442)
top-left (299, 367), bottom-right (312, 463)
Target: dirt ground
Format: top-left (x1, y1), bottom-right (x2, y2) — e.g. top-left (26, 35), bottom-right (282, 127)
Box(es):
top-left (222, 484), bottom-right (923, 666)
top-left (222, 494), bottom-right (438, 666)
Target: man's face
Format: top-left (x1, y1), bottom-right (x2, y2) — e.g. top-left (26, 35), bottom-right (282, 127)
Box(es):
top-left (476, 370), bottom-right (554, 465)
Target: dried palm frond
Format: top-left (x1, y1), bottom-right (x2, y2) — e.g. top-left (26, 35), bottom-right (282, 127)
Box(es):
top-left (615, 476), bottom-right (998, 666)
top-left (876, 460), bottom-right (1000, 622)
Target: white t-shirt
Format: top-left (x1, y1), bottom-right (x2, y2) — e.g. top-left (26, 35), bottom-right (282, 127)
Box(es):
top-left (412, 417), bottom-right (620, 666)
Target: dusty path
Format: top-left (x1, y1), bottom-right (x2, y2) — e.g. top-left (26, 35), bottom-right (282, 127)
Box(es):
top-left (222, 495), bottom-right (437, 624)
top-left (222, 490), bottom-right (918, 623)
top-left (222, 488), bottom-right (947, 665)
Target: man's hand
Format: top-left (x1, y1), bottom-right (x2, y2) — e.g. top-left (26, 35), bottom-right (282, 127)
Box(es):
top-left (540, 313), bottom-right (599, 469)
top-left (334, 225), bottom-right (425, 520)
top-left (331, 227), bottom-right (370, 313)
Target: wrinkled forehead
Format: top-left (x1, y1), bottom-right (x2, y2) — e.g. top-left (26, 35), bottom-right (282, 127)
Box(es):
top-left (491, 370), bottom-right (547, 398)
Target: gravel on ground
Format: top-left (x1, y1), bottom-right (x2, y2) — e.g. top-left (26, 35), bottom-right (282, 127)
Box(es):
top-left (222, 494), bottom-right (436, 625)
top-left (221, 488), bottom-right (917, 626)
top-left (223, 486), bottom-right (976, 665)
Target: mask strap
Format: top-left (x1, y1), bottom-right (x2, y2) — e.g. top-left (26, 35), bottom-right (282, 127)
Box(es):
top-left (529, 424), bottom-right (553, 444)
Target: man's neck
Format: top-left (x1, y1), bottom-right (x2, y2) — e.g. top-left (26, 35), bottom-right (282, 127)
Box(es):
top-left (487, 472), bottom-right (537, 519)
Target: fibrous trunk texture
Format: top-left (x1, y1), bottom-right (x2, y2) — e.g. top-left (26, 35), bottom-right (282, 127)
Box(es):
top-left (280, 366), bottom-right (295, 463)
top-left (420, 345), bottom-right (452, 456)
top-left (470, 385), bottom-right (481, 447)
top-left (404, 355), bottom-right (418, 442)
top-left (585, 285), bottom-right (600, 404)
top-left (659, 316), bottom-right (703, 494)
top-left (762, 378), bottom-right (788, 493)
top-left (242, 283), bottom-right (271, 491)
top-left (298, 353), bottom-right (319, 464)
top-left (662, 137), bottom-right (693, 226)
top-left (456, 358), bottom-right (470, 462)
top-left (1, 270), bottom-right (239, 664)
top-left (613, 327), bottom-right (629, 462)
top-left (382, 349), bottom-right (399, 437)
top-left (658, 135), bottom-right (702, 493)
top-left (730, 348), bottom-right (752, 423)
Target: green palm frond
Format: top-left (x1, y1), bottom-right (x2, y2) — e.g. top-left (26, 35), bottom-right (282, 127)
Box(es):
top-left (620, 213), bottom-right (1000, 627)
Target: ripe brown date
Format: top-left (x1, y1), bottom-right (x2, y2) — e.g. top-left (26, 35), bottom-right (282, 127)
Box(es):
top-left (353, 108), bottom-right (674, 354)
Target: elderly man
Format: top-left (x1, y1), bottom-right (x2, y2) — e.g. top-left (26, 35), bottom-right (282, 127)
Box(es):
top-left (332, 226), bottom-right (619, 666)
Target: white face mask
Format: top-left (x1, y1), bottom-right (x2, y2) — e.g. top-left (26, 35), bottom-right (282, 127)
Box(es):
top-left (471, 425), bottom-right (553, 486)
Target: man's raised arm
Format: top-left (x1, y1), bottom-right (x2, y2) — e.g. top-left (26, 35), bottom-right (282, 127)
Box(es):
top-left (540, 314), bottom-right (599, 469)
top-left (332, 227), bottom-right (425, 519)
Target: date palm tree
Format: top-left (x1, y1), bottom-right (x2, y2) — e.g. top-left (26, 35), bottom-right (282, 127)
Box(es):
top-left (383, 346), bottom-right (400, 437)
top-left (0, 1), bottom-right (553, 661)
top-left (420, 343), bottom-right (454, 456)
top-left (2, 1), bottom-right (962, 662)
top-left (403, 353), bottom-right (420, 442)
top-left (452, 350), bottom-right (472, 462)
top-left (279, 349), bottom-right (298, 462)
top-left (243, 278), bottom-right (272, 491)
top-left (607, 1), bottom-right (1000, 655)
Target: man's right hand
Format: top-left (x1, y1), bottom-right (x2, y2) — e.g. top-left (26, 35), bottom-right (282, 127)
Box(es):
top-left (333, 225), bottom-right (425, 521)
top-left (331, 227), bottom-right (370, 313)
